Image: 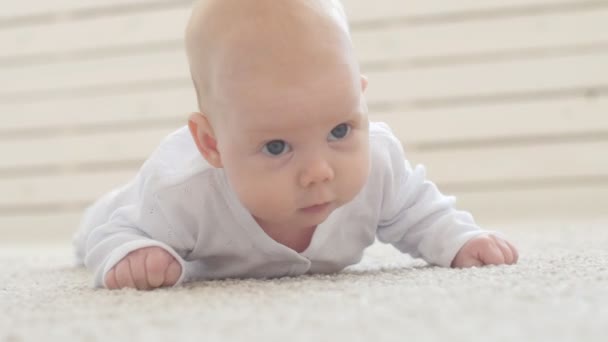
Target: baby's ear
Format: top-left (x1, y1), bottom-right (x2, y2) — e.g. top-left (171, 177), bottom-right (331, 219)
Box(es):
top-left (188, 112), bottom-right (223, 168)
top-left (361, 75), bottom-right (368, 92)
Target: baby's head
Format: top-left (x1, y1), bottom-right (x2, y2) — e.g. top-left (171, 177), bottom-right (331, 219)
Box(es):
top-left (186, 0), bottom-right (370, 230)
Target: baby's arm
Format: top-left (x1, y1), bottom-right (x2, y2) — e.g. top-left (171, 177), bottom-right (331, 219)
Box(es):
top-left (82, 203), bottom-right (188, 290)
top-left (79, 176), bottom-right (191, 289)
top-left (75, 129), bottom-right (202, 290)
top-left (105, 246), bottom-right (182, 290)
top-left (374, 126), bottom-right (517, 268)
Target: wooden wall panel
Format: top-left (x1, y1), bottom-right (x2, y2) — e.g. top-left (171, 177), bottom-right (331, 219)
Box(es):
top-left (1, 0), bottom-right (607, 243)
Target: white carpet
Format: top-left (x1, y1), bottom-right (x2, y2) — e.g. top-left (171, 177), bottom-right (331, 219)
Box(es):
top-left (1, 222), bottom-right (607, 342)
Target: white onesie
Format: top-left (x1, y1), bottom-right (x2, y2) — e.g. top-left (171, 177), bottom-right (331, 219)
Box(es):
top-left (73, 122), bottom-right (487, 288)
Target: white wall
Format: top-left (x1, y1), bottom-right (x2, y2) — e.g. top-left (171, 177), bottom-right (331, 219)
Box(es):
top-left (1, 0), bottom-right (607, 243)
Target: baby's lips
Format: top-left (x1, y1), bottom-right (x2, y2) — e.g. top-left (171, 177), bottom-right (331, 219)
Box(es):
top-left (300, 201), bottom-right (332, 213)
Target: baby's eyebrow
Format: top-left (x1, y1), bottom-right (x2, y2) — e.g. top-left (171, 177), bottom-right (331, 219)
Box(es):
top-left (244, 122), bottom-right (287, 135)
top-left (242, 124), bottom-right (290, 142)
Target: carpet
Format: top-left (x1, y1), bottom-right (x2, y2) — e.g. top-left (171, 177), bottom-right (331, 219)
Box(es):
top-left (1, 221), bottom-right (607, 342)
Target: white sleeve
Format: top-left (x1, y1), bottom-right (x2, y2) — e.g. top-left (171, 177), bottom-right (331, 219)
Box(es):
top-left (83, 203), bottom-right (188, 288)
top-left (375, 129), bottom-right (488, 267)
top-left (78, 165), bottom-right (192, 288)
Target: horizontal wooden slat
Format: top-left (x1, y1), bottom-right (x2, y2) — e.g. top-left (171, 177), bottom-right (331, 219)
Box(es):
top-left (454, 182), bottom-right (608, 224)
top-left (2, 0), bottom-right (594, 22)
top-left (0, 212), bottom-right (83, 243)
top-left (0, 0), bottom-right (191, 20)
top-left (371, 96), bottom-right (608, 145)
top-left (0, 89), bottom-right (194, 133)
top-left (364, 53), bottom-right (608, 104)
top-left (0, 7), bottom-right (190, 59)
top-left (408, 140), bottom-right (608, 185)
top-left (353, 8), bottom-right (608, 63)
top-left (0, 51), bottom-right (188, 95)
top-left (0, 170), bottom-right (135, 207)
top-left (344, 0), bottom-right (606, 21)
top-left (0, 127), bottom-right (178, 170)
top-left (2, 49), bottom-right (606, 105)
top-left (3, 5), bottom-right (608, 67)
top-left (3, 182), bottom-right (608, 243)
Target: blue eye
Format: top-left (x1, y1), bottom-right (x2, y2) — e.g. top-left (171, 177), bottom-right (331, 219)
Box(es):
top-left (328, 123), bottom-right (351, 141)
top-left (263, 140), bottom-right (291, 156)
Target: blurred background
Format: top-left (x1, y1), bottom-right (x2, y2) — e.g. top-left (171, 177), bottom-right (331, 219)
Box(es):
top-left (1, 0), bottom-right (607, 245)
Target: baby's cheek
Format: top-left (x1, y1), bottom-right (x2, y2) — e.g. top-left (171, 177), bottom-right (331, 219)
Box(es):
top-left (341, 150), bottom-right (370, 198)
top-left (236, 173), bottom-right (290, 215)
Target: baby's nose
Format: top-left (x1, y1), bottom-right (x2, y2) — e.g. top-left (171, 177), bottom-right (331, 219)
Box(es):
top-left (299, 158), bottom-right (335, 188)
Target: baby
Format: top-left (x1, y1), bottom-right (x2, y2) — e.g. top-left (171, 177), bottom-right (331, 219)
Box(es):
top-left (74, 0), bottom-right (518, 290)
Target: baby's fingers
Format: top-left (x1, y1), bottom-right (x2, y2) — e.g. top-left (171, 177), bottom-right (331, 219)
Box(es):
top-left (163, 260), bottom-right (182, 287)
top-left (479, 241), bottom-right (505, 265)
top-left (506, 240), bottom-right (519, 263)
top-left (457, 256), bottom-right (484, 268)
top-left (105, 269), bottom-right (118, 289)
top-left (128, 251), bottom-right (150, 290)
top-left (114, 259), bottom-right (137, 289)
top-left (145, 249), bottom-right (173, 288)
top-left (491, 236), bottom-right (515, 265)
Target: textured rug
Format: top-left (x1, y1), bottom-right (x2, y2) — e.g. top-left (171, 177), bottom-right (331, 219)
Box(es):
top-left (1, 221), bottom-right (607, 342)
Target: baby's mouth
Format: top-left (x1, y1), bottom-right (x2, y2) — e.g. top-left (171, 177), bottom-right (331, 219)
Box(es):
top-left (299, 201), bottom-right (332, 214)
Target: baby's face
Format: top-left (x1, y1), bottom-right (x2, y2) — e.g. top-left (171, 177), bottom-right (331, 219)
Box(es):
top-left (213, 58), bottom-right (370, 231)
top-left (187, 0), bottom-right (369, 231)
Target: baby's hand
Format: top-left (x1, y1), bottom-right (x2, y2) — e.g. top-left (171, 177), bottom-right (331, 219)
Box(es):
top-left (105, 246), bottom-right (182, 290)
top-left (451, 234), bottom-right (518, 268)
